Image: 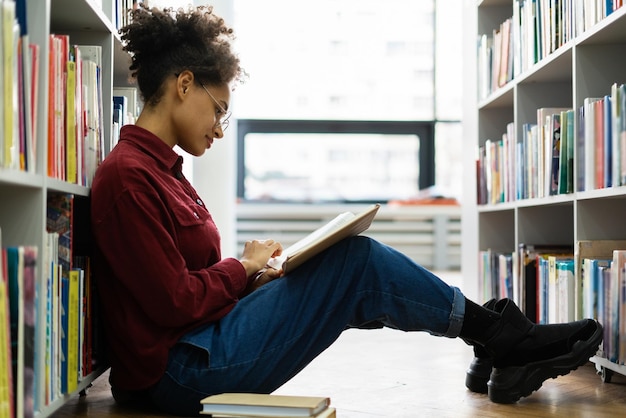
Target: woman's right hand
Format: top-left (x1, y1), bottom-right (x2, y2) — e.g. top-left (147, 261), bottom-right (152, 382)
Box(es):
top-left (238, 239), bottom-right (283, 277)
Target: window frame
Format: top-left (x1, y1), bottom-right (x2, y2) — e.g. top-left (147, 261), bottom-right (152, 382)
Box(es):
top-left (236, 119), bottom-right (436, 203)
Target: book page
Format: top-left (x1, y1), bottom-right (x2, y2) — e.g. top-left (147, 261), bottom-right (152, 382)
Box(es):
top-left (266, 204), bottom-right (380, 273)
top-left (271, 212), bottom-right (355, 266)
top-left (265, 212), bottom-right (355, 270)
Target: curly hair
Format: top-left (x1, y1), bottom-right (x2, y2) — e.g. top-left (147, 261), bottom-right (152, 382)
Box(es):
top-left (119, 4), bottom-right (245, 106)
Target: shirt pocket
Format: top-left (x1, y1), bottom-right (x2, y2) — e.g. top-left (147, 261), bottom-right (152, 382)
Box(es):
top-left (171, 203), bottom-right (209, 227)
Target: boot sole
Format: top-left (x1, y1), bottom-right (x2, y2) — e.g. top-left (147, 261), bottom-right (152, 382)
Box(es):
top-left (465, 357), bottom-right (493, 393)
top-left (487, 320), bottom-right (603, 404)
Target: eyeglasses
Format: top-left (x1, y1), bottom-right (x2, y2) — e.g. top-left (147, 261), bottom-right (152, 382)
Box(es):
top-left (199, 83), bottom-right (232, 131)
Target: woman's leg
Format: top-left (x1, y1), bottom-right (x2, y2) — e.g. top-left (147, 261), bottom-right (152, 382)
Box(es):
top-left (149, 236), bottom-right (464, 415)
top-left (149, 236), bottom-right (604, 415)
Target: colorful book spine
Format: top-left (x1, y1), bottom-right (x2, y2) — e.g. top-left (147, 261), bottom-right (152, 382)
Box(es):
top-left (46, 193), bottom-right (73, 273)
top-left (66, 269), bottom-right (79, 393)
top-left (59, 276), bottom-right (68, 394)
top-left (611, 250), bottom-right (626, 363)
top-left (603, 95), bottom-right (612, 188)
top-left (65, 60), bottom-right (77, 184)
top-left (556, 259), bottom-right (575, 322)
top-left (0, 247), bottom-right (14, 418)
top-left (21, 247), bottom-right (36, 418)
top-left (7, 246), bottom-right (24, 418)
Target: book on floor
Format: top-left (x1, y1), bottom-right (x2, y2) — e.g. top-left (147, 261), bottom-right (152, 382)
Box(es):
top-left (209, 407), bottom-right (337, 418)
top-left (199, 393), bottom-right (331, 417)
top-left (266, 203), bottom-right (380, 274)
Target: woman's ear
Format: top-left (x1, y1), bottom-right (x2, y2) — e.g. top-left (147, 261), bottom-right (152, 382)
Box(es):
top-left (177, 70), bottom-right (194, 98)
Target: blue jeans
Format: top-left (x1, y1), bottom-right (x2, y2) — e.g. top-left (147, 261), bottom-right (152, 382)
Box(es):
top-left (148, 236), bottom-right (466, 416)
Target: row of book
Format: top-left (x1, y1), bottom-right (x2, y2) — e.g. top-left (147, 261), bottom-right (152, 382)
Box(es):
top-left (113, 0), bottom-right (143, 31)
top-left (112, 87), bottom-right (139, 150)
top-left (44, 193), bottom-right (100, 407)
top-left (0, 0), bottom-right (40, 173)
top-left (33, 37), bottom-right (140, 185)
top-left (0, 241), bottom-right (37, 418)
top-left (477, 83), bottom-right (626, 204)
top-left (478, 108), bottom-right (575, 203)
top-left (580, 89), bottom-right (626, 191)
top-left (0, 0), bottom-right (105, 183)
top-left (478, 0), bottom-right (623, 101)
top-left (47, 36), bottom-right (105, 186)
top-left (0, 193), bottom-right (100, 418)
top-left (479, 239), bottom-right (626, 365)
top-left (1, 0), bottom-right (141, 185)
top-left (479, 244), bottom-right (574, 324)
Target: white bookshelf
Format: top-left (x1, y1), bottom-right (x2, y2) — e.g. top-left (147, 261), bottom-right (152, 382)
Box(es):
top-left (463, 0), bottom-right (626, 382)
top-left (0, 0), bottom-right (134, 416)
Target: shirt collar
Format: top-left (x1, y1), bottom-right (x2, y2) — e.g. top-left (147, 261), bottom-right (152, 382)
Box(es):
top-left (119, 125), bottom-right (183, 175)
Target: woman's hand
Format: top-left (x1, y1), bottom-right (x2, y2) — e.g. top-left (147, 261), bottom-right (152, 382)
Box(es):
top-left (242, 267), bottom-right (283, 296)
top-left (238, 239), bottom-right (283, 277)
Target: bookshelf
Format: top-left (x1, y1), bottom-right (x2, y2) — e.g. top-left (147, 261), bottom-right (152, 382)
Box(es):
top-left (463, 0), bottom-right (626, 384)
top-left (0, 0), bottom-right (135, 416)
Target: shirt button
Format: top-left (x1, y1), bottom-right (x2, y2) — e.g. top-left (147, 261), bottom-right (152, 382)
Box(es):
top-left (196, 198), bottom-right (203, 206)
top-left (193, 212), bottom-right (199, 219)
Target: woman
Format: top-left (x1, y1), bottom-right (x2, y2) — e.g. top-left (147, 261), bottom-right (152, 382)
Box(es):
top-left (90, 4), bottom-right (602, 416)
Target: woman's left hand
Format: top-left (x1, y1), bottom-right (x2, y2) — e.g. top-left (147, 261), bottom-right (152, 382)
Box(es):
top-left (243, 267), bottom-right (283, 296)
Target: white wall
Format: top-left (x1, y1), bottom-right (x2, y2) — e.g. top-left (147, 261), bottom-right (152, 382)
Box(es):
top-left (461, 0), bottom-right (478, 301)
top-left (191, 0), bottom-right (238, 258)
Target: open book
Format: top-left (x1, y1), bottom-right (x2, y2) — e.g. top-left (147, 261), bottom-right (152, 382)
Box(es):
top-left (266, 204), bottom-right (380, 274)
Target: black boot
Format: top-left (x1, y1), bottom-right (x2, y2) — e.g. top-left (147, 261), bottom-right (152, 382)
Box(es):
top-left (464, 298), bottom-right (497, 393)
top-left (481, 298), bottom-right (603, 404)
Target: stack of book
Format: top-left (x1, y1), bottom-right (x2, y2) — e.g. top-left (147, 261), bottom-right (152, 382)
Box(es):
top-left (200, 393), bottom-right (336, 417)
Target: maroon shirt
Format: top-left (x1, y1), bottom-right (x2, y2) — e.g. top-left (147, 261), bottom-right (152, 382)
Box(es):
top-left (91, 125), bottom-right (248, 390)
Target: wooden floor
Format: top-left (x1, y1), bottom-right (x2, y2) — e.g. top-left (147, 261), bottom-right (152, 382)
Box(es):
top-left (52, 272), bottom-right (626, 417)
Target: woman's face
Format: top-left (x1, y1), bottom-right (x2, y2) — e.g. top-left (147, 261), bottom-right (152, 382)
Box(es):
top-left (174, 80), bottom-right (231, 156)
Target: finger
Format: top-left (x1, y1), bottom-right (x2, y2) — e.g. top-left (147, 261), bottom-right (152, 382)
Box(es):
top-left (270, 242), bottom-right (283, 257)
top-left (255, 272), bottom-right (274, 286)
top-left (267, 268), bottom-right (281, 278)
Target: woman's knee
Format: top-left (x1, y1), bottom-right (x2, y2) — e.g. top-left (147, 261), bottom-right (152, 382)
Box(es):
top-left (344, 235), bottom-right (376, 253)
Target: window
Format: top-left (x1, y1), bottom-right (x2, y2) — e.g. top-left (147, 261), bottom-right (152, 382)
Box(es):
top-left (237, 120), bottom-right (434, 202)
top-left (149, 0), bottom-right (464, 201)
top-left (232, 0), bottom-right (463, 202)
